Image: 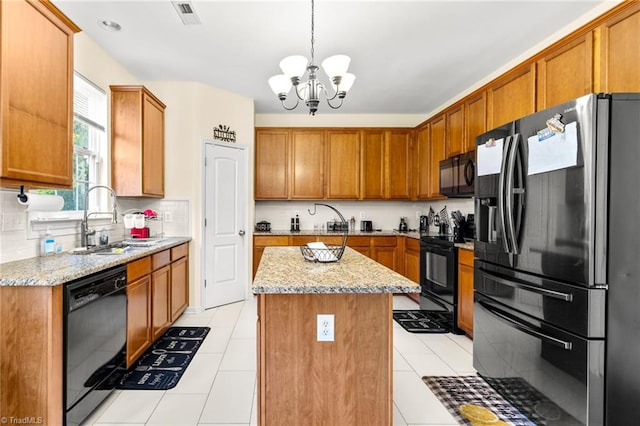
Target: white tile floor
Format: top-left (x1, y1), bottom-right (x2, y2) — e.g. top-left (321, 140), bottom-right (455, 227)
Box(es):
top-left (83, 295), bottom-right (475, 425)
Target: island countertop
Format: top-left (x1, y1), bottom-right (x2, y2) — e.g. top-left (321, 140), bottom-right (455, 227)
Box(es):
top-left (252, 246), bottom-right (420, 294)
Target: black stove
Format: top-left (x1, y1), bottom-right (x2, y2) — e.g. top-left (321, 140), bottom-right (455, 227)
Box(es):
top-left (419, 232), bottom-right (455, 245)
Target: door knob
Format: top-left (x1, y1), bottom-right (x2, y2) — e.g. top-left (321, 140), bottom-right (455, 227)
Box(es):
top-left (238, 230), bottom-right (245, 236)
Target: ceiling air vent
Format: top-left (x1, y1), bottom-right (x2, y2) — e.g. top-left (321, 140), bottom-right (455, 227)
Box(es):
top-left (171, 1), bottom-right (201, 25)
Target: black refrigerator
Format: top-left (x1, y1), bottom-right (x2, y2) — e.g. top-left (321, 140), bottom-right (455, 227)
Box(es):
top-left (473, 93), bottom-right (640, 426)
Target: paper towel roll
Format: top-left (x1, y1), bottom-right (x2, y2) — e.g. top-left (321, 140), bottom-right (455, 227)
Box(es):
top-left (17, 193), bottom-right (64, 211)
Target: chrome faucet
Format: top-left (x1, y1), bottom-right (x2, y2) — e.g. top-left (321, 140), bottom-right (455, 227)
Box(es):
top-left (81, 185), bottom-right (118, 248)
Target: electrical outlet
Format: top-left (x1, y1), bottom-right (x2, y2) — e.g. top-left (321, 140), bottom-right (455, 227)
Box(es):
top-left (1, 213), bottom-right (26, 232)
top-left (164, 211), bottom-right (174, 223)
top-left (359, 211), bottom-right (366, 219)
top-left (317, 314), bottom-right (335, 342)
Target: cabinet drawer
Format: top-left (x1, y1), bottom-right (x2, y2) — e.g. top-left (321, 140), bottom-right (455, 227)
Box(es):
top-left (152, 249), bottom-right (171, 270)
top-left (171, 243), bottom-right (188, 261)
top-left (290, 236), bottom-right (316, 246)
top-left (459, 248), bottom-right (474, 266)
top-left (346, 236), bottom-right (370, 247)
top-left (254, 236), bottom-right (289, 247)
top-left (371, 236), bottom-right (397, 247)
top-left (405, 237), bottom-right (420, 252)
top-left (128, 257), bottom-right (151, 282)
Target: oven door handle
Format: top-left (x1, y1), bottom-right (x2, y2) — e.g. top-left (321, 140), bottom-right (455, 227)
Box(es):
top-left (480, 269), bottom-right (573, 302)
top-left (478, 299), bottom-right (573, 350)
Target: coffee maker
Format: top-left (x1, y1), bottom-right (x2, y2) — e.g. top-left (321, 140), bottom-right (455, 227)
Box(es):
top-left (419, 215), bottom-right (429, 231)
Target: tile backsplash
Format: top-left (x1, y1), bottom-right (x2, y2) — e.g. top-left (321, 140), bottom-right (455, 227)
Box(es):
top-left (0, 189), bottom-right (190, 264)
top-left (254, 199), bottom-right (474, 233)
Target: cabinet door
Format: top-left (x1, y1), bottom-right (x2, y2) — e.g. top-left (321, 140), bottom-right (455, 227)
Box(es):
top-left (386, 130), bottom-right (412, 199)
top-left (403, 239), bottom-right (421, 284)
top-left (290, 130), bottom-right (324, 199)
top-left (464, 92), bottom-right (486, 153)
top-left (142, 93), bottom-right (165, 196)
top-left (598, 3), bottom-right (640, 92)
top-left (428, 115), bottom-right (446, 199)
top-left (0, 1), bottom-right (78, 188)
top-left (255, 129), bottom-right (289, 199)
top-left (326, 130), bottom-right (360, 199)
top-left (457, 249), bottom-right (474, 337)
top-left (446, 104), bottom-right (464, 157)
top-left (127, 275), bottom-right (152, 367)
top-left (371, 237), bottom-right (398, 271)
top-left (152, 265), bottom-right (171, 340)
top-left (111, 86), bottom-right (166, 197)
top-left (414, 124), bottom-right (430, 199)
top-left (170, 256), bottom-right (188, 322)
top-left (537, 33), bottom-right (593, 110)
top-left (361, 130), bottom-right (385, 199)
top-left (487, 65), bottom-right (536, 129)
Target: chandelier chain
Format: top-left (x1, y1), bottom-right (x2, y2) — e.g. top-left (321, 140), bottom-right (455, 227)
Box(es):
top-left (310, 0), bottom-right (315, 64)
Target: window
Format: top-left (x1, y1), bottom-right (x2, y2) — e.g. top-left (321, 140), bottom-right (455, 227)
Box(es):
top-left (39, 73), bottom-right (107, 211)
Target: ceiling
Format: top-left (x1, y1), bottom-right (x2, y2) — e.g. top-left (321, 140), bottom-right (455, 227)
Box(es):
top-left (53, 0), bottom-right (606, 115)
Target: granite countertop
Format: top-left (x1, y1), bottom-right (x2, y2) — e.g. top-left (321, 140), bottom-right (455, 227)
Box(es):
top-left (0, 237), bottom-right (191, 287)
top-left (253, 246), bottom-right (420, 295)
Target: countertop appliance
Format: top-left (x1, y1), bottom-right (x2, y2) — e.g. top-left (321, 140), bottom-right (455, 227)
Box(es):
top-left (64, 265), bottom-right (127, 426)
top-left (473, 93), bottom-right (640, 426)
top-left (439, 151), bottom-right (475, 198)
top-left (419, 233), bottom-right (463, 334)
top-left (419, 215), bottom-right (429, 231)
top-left (360, 220), bottom-right (373, 232)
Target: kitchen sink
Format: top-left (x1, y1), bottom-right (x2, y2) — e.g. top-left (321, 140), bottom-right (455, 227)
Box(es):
top-left (121, 238), bottom-right (166, 247)
top-left (71, 242), bottom-right (139, 255)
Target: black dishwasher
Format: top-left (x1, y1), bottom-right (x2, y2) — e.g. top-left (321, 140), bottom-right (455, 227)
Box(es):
top-left (64, 265), bottom-right (127, 426)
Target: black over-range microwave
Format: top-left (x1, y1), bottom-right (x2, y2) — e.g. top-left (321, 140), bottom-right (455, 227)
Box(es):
top-left (439, 151), bottom-right (475, 198)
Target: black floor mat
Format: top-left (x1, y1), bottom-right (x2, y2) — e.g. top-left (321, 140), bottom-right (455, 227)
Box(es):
top-left (116, 326), bottom-right (210, 390)
top-left (393, 310), bottom-right (451, 333)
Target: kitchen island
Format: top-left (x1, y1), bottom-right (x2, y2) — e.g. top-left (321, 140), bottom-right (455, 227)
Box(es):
top-left (253, 246), bottom-right (420, 426)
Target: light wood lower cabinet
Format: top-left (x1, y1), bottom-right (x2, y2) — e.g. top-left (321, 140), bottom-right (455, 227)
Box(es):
top-left (152, 264), bottom-right (171, 340)
top-left (126, 243), bottom-right (190, 366)
top-left (127, 274), bottom-right (153, 367)
top-left (0, 285), bottom-right (64, 423)
top-left (457, 248), bottom-right (474, 337)
top-left (371, 236), bottom-right (398, 272)
top-left (403, 237), bottom-right (421, 303)
top-left (170, 244), bottom-right (189, 322)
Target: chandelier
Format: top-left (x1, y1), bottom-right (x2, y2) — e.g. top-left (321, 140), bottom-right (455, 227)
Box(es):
top-left (268, 0), bottom-right (355, 115)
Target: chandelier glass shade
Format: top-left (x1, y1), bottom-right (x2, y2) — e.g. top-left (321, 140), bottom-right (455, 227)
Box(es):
top-left (268, 0), bottom-right (355, 115)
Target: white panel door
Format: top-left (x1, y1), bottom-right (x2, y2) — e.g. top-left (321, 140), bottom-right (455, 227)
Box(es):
top-left (204, 141), bottom-right (247, 308)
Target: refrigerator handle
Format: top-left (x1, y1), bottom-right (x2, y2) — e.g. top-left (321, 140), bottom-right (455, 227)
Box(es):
top-left (478, 299), bottom-right (573, 350)
top-left (505, 134), bottom-right (523, 254)
top-left (498, 135), bottom-right (513, 253)
top-left (479, 268), bottom-right (573, 302)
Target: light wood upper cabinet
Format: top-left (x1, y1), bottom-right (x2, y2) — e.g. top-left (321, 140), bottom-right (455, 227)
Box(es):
top-left (464, 92), bottom-right (486, 152)
top-left (386, 130), bottom-right (412, 199)
top-left (537, 33), bottom-right (594, 110)
top-left (111, 86), bottom-right (166, 197)
top-left (414, 124), bottom-right (430, 199)
top-left (361, 130), bottom-right (386, 199)
top-left (290, 130), bottom-right (325, 199)
top-left (446, 104), bottom-right (464, 157)
top-left (487, 65), bottom-right (536, 129)
top-left (0, 0), bottom-right (79, 189)
top-left (326, 130), bottom-right (360, 199)
top-left (598, 3), bottom-right (640, 92)
top-left (255, 129), bottom-right (289, 199)
top-left (428, 114), bottom-right (446, 199)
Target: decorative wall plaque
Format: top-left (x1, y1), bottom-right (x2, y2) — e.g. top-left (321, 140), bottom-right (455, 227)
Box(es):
top-left (213, 124), bottom-right (236, 143)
